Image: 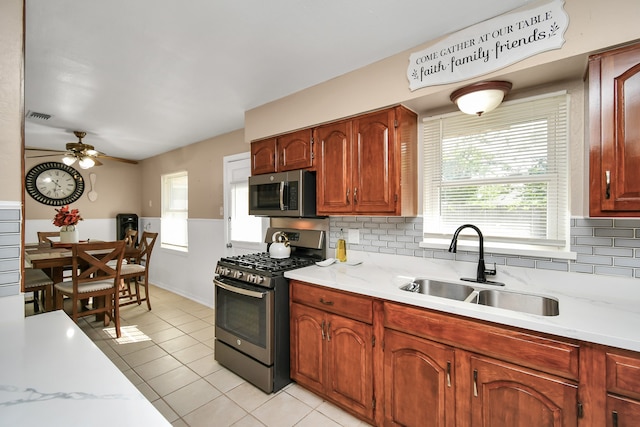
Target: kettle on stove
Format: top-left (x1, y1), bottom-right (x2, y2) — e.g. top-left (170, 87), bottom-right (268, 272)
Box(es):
top-left (269, 231), bottom-right (291, 259)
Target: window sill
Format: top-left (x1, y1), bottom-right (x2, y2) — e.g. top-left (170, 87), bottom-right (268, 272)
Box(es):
top-left (160, 244), bottom-right (188, 254)
top-left (419, 238), bottom-right (577, 260)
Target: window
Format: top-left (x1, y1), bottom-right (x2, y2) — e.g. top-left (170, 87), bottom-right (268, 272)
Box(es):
top-left (224, 153), bottom-right (267, 253)
top-left (161, 171), bottom-right (188, 251)
top-left (423, 92), bottom-right (569, 252)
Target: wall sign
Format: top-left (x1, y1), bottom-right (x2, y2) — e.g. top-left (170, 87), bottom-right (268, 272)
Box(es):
top-left (407, 0), bottom-right (569, 91)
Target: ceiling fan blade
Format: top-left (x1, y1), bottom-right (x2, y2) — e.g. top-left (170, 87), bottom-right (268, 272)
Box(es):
top-left (25, 146), bottom-right (66, 153)
top-left (96, 154), bottom-right (138, 164)
top-left (26, 153), bottom-right (65, 158)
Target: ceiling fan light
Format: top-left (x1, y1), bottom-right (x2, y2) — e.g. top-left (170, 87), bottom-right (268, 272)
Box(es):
top-left (78, 156), bottom-right (95, 169)
top-left (62, 154), bottom-right (77, 166)
top-left (450, 81), bottom-right (512, 116)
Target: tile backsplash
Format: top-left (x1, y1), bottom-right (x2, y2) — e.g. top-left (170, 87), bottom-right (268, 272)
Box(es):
top-left (329, 217), bottom-right (640, 279)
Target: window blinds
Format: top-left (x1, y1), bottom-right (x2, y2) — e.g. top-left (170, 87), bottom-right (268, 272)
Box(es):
top-left (423, 93), bottom-right (569, 247)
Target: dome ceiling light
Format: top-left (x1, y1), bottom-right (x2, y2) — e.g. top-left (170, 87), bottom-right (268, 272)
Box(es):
top-left (450, 81), bottom-right (512, 116)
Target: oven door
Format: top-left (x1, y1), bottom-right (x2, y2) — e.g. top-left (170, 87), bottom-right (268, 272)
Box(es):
top-left (214, 277), bottom-right (274, 365)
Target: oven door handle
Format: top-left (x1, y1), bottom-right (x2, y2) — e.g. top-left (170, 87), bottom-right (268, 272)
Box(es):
top-left (214, 278), bottom-right (266, 299)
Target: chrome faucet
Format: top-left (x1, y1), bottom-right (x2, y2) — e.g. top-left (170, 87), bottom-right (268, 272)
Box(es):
top-left (448, 224), bottom-right (503, 286)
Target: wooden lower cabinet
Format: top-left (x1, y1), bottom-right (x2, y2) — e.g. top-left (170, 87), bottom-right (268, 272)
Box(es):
top-left (468, 354), bottom-right (578, 427)
top-left (606, 395), bottom-right (640, 427)
top-left (290, 281), bottom-right (639, 427)
top-left (290, 302), bottom-right (374, 422)
top-left (383, 329), bottom-right (455, 427)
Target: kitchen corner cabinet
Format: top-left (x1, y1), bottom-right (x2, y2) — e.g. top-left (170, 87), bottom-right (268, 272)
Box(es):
top-left (589, 42), bottom-right (640, 216)
top-left (290, 281), bottom-right (375, 422)
top-left (251, 129), bottom-right (313, 175)
top-left (315, 105), bottom-right (417, 216)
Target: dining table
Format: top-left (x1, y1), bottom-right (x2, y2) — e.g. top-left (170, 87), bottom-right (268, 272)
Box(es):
top-left (24, 242), bottom-right (140, 312)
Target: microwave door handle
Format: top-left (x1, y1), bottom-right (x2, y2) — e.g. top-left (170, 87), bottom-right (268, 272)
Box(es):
top-left (279, 181), bottom-right (286, 210)
top-left (214, 278), bottom-right (266, 299)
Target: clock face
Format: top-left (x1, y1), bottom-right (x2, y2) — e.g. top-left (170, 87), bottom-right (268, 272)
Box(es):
top-left (25, 162), bottom-right (85, 206)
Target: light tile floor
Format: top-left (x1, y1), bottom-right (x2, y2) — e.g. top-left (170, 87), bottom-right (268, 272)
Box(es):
top-left (25, 285), bottom-right (370, 427)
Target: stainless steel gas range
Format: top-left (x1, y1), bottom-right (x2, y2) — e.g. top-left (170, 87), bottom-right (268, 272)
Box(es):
top-left (213, 227), bottom-right (325, 393)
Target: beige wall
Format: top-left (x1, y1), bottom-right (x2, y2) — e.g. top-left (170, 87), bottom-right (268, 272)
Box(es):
top-left (0, 0), bottom-right (23, 202)
top-left (140, 129), bottom-right (247, 219)
top-left (245, 0), bottom-right (640, 141)
top-left (24, 155), bottom-right (142, 220)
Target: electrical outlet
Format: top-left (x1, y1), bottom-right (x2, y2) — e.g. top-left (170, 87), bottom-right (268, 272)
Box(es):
top-left (348, 228), bottom-right (360, 244)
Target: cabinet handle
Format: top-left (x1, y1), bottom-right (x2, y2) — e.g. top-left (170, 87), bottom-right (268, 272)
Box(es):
top-left (354, 187), bottom-right (358, 204)
top-left (612, 410), bottom-right (618, 427)
top-left (446, 361), bottom-right (451, 387)
top-left (320, 298), bottom-right (334, 306)
top-left (327, 322), bottom-right (331, 342)
top-left (346, 188), bottom-right (350, 204)
top-left (605, 170), bottom-right (611, 199)
top-left (321, 320), bottom-right (326, 340)
top-left (473, 369), bottom-right (478, 397)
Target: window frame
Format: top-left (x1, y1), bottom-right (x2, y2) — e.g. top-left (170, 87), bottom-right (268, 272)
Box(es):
top-left (161, 171), bottom-right (189, 252)
top-left (420, 91), bottom-right (574, 259)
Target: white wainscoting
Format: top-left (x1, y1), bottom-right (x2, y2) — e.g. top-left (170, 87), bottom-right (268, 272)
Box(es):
top-left (141, 217), bottom-right (226, 308)
top-left (25, 217), bottom-right (229, 308)
top-left (25, 218), bottom-right (118, 244)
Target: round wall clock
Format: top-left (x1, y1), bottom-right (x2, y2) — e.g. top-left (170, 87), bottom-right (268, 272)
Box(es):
top-left (25, 162), bottom-right (85, 206)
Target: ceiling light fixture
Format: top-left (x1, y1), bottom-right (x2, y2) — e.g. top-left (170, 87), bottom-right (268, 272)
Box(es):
top-left (78, 156), bottom-right (96, 169)
top-left (62, 154), bottom-right (78, 166)
top-left (450, 81), bottom-right (512, 116)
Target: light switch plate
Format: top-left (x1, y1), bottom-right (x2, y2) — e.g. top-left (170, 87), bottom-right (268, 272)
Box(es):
top-left (348, 228), bottom-right (360, 244)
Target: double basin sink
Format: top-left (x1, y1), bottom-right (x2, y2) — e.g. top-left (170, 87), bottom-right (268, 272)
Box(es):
top-left (400, 279), bottom-right (559, 316)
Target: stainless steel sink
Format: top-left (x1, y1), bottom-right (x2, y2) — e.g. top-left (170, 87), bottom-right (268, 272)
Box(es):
top-left (475, 289), bottom-right (559, 316)
top-left (400, 279), bottom-right (476, 301)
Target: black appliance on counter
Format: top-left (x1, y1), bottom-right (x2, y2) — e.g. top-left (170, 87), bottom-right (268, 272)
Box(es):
top-left (213, 227), bottom-right (325, 393)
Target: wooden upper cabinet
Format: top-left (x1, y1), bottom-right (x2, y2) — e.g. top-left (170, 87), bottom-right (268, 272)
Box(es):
top-left (589, 42), bottom-right (640, 216)
top-left (278, 129), bottom-right (314, 171)
top-left (251, 129), bottom-right (313, 175)
top-left (251, 137), bottom-right (277, 175)
top-left (315, 105), bottom-right (417, 216)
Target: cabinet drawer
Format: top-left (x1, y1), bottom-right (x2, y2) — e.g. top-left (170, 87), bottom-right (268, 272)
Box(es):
top-left (384, 301), bottom-right (579, 380)
top-left (290, 281), bottom-right (373, 323)
top-left (606, 350), bottom-right (640, 399)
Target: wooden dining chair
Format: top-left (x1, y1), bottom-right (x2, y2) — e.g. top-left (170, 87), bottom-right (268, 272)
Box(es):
top-left (24, 268), bottom-right (54, 313)
top-left (124, 228), bottom-right (138, 248)
top-left (37, 231), bottom-right (60, 245)
top-left (54, 240), bottom-right (126, 338)
top-left (119, 231), bottom-right (158, 311)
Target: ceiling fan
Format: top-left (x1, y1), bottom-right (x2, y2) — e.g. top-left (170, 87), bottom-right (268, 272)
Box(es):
top-left (26, 130), bottom-right (138, 168)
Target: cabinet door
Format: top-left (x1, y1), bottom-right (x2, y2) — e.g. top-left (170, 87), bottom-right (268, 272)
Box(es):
top-left (384, 329), bottom-right (455, 427)
top-left (290, 303), bottom-right (325, 394)
top-left (316, 120), bottom-right (353, 214)
top-left (470, 355), bottom-right (578, 427)
top-left (590, 43), bottom-right (640, 215)
top-left (607, 395), bottom-right (640, 427)
top-left (352, 109), bottom-right (397, 214)
top-left (251, 138), bottom-right (277, 175)
top-left (325, 313), bottom-right (374, 421)
top-left (278, 129), bottom-right (313, 171)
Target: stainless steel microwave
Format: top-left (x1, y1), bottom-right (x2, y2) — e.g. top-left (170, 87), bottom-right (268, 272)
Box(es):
top-left (248, 170), bottom-right (318, 217)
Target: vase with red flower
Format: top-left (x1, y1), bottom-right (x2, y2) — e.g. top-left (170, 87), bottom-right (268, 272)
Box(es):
top-left (53, 206), bottom-right (83, 243)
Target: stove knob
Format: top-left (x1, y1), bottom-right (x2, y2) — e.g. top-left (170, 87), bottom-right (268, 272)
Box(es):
top-left (255, 275), bottom-right (264, 284)
top-left (235, 271), bottom-right (243, 279)
top-left (224, 268), bottom-right (231, 276)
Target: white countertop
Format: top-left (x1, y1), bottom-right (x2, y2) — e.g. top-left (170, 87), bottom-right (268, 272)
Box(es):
top-left (285, 251), bottom-right (640, 352)
top-left (0, 311), bottom-right (171, 427)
